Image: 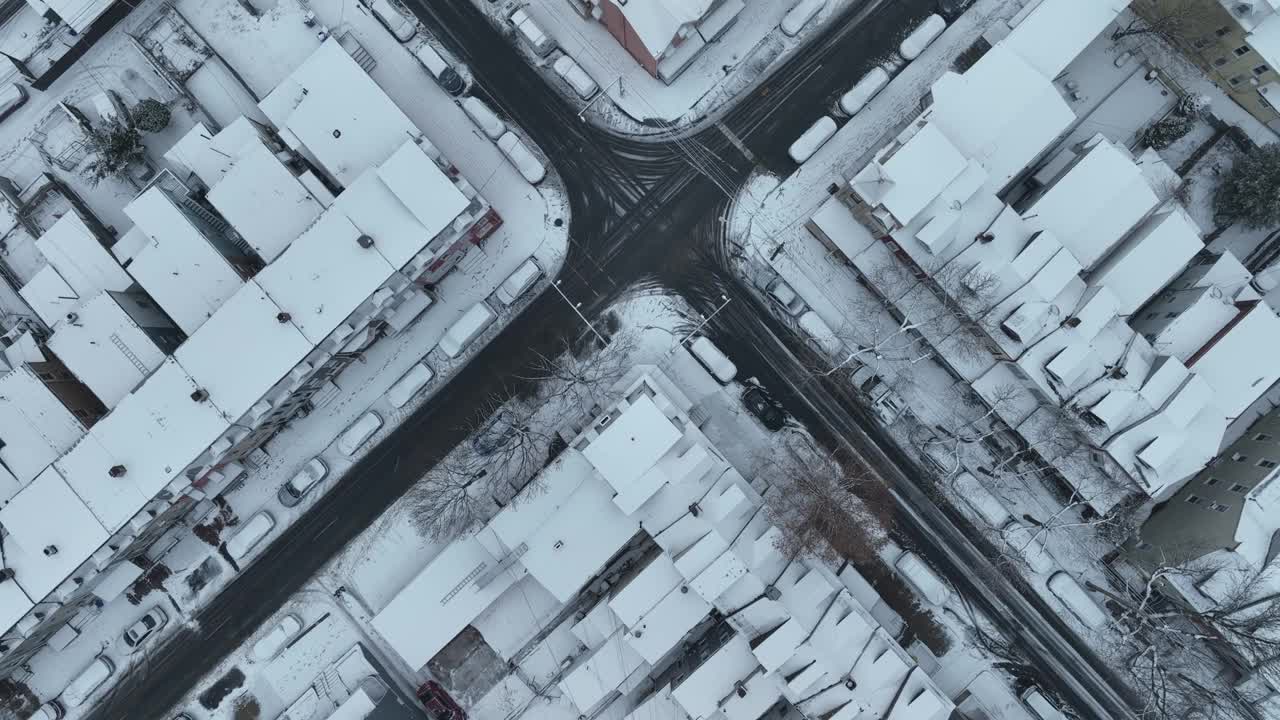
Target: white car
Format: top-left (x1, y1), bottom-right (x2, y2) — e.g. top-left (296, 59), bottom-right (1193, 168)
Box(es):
top-left (31, 701), bottom-right (64, 720)
top-left (798, 311), bottom-right (842, 356)
top-left (688, 336), bottom-right (737, 384)
top-left (788, 116), bottom-right (837, 164)
top-left (900, 14), bottom-right (945, 60)
top-left (496, 131), bottom-right (546, 184)
top-left (895, 552), bottom-right (951, 606)
top-left (1003, 520), bottom-right (1056, 574)
top-left (461, 97), bottom-right (506, 140)
top-left (338, 412), bottom-right (383, 456)
top-left (278, 458), bottom-right (328, 506)
top-left (252, 614), bottom-right (303, 662)
top-left (60, 657), bottom-right (114, 707)
top-left (839, 67), bottom-right (889, 116)
top-left (388, 362), bottom-right (434, 409)
top-left (509, 8), bottom-right (555, 56)
top-left (766, 278), bottom-right (805, 315)
top-left (553, 55), bottom-right (598, 98)
top-left (122, 607), bottom-right (167, 651)
top-left (226, 511), bottom-right (275, 561)
top-left (1046, 571), bottom-right (1109, 629)
top-left (364, 0), bottom-right (416, 42)
top-left (495, 258), bottom-right (543, 306)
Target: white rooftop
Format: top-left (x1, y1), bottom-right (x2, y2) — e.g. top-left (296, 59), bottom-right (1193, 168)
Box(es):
top-left (1089, 207), bottom-right (1203, 315)
top-left (581, 395), bottom-right (682, 494)
top-left (123, 187), bottom-right (246, 335)
top-left (0, 466), bottom-right (108, 601)
top-left (164, 119), bottom-right (262, 186)
top-left (174, 280), bottom-right (314, 420)
top-left (1187, 301), bottom-right (1280, 419)
top-left (55, 433), bottom-right (149, 531)
top-left (854, 123), bottom-right (969, 228)
top-left (207, 138), bottom-right (324, 263)
top-left (615, 0), bottom-right (715, 56)
top-left (46, 292), bottom-right (167, 409)
top-left (625, 581), bottom-right (711, 663)
top-left (18, 266), bottom-right (78, 327)
top-left (258, 39), bottom-right (420, 187)
top-left (33, 211), bottom-right (132, 300)
top-left (1001, 0), bottom-right (1128, 78)
top-left (0, 366), bottom-right (85, 490)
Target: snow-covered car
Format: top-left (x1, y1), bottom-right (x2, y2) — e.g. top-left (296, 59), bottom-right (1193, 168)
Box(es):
top-left (1046, 571), bottom-right (1109, 629)
top-left (0, 84), bottom-right (28, 124)
top-left (553, 55), bottom-right (598, 98)
top-left (688, 336), bottom-right (738, 384)
top-left (496, 131), bottom-right (546, 184)
top-left (782, 0), bottom-right (826, 37)
top-left (895, 552), bottom-right (951, 605)
top-left (1002, 520), bottom-right (1056, 574)
top-left (509, 8), bottom-right (556, 57)
top-left (953, 472), bottom-right (1012, 528)
top-left (338, 412), bottom-right (383, 456)
top-left (278, 458), bottom-right (328, 506)
top-left (495, 258), bottom-right (543, 306)
top-left (461, 97), bottom-right (506, 140)
top-left (766, 278), bottom-right (806, 316)
top-left (31, 701), bottom-right (64, 720)
top-left (798, 311), bottom-right (842, 357)
top-left (743, 385), bottom-right (786, 431)
top-left (839, 67), bottom-right (889, 116)
top-left (920, 439), bottom-right (959, 477)
top-left (122, 607), bottom-right (167, 651)
top-left (414, 43), bottom-right (465, 95)
top-left (226, 511), bottom-right (275, 561)
top-left (252, 613), bottom-right (303, 662)
top-left (1020, 687), bottom-right (1066, 720)
top-left (438, 301), bottom-right (498, 358)
top-left (788, 116), bottom-right (837, 164)
top-left (61, 657), bottom-right (114, 707)
top-left (899, 14), bottom-right (945, 60)
top-left (363, 0), bottom-right (416, 43)
top-left (388, 362), bottom-right (435, 409)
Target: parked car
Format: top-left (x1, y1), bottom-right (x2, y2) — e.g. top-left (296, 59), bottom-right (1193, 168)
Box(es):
top-left (919, 437), bottom-right (960, 477)
top-left (766, 278), bottom-right (806, 315)
top-left (496, 131), bottom-right (546, 184)
top-left (839, 67), bottom-right (889, 116)
top-left (0, 84), bottom-right (29, 124)
top-left (1046, 571), bottom-right (1109, 629)
top-left (461, 96), bottom-right (506, 140)
top-left (953, 472), bottom-right (1012, 528)
top-left (364, 0), bottom-right (416, 42)
top-left (788, 116), bottom-right (837, 164)
top-left (122, 607), bottom-right (167, 651)
top-left (338, 411), bottom-right (383, 456)
top-left (278, 458), bottom-right (328, 506)
top-left (226, 511), bottom-right (275, 561)
top-left (894, 552), bottom-right (951, 605)
top-left (553, 55), bottom-right (598, 98)
top-left (61, 657), bottom-right (114, 707)
top-left (414, 42), bottom-right (465, 95)
top-left (743, 385), bottom-right (786, 431)
top-left (31, 701), bottom-right (64, 720)
top-left (252, 613), bottom-right (303, 662)
top-left (899, 14), bottom-right (945, 60)
top-left (495, 258), bottom-right (543, 306)
top-left (798, 311), bottom-right (842, 356)
top-left (1003, 520), bottom-right (1056, 573)
top-left (509, 8), bottom-right (555, 56)
top-left (1020, 687), bottom-right (1067, 720)
top-left (688, 336), bottom-right (737, 384)
top-left (438, 301), bottom-right (498, 358)
top-left (388, 362), bottom-right (435, 409)
top-left (782, 0), bottom-right (826, 37)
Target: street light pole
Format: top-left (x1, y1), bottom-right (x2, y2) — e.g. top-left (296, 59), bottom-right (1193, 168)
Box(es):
top-left (679, 294), bottom-right (731, 345)
top-left (578, 76), bottom-right (622, 122)
top-left (551, 280), bottom-right (607, 346)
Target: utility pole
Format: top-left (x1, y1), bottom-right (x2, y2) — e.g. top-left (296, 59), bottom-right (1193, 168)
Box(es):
top-left (679, 294), bottom-right (731, 345)
top-left (551, 280), bottom-right (606, 346)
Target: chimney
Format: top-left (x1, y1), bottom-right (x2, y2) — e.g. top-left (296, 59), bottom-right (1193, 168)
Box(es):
top-left (109, 465), bottom-right (126, 478)
top-left (763, 585), bottom-right (781, 601)
top-left (276, 312), bottom-right (292, 324)
top-left (42, 545), bottom-right (57, 557)
top-left (356, 234), bottom-right (375, 249)
top-left (735, 681), bottom-right (747, 698)
top-left (191, 388), bottom-right (208, 403)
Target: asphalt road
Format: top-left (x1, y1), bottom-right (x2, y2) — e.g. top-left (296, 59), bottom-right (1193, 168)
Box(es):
top-left (81, 2), bottom-right (1140, 719)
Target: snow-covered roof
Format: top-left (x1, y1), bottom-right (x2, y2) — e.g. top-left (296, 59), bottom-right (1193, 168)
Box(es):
top-left (0, 466), bottom-right (108, 601)
top-left (0, 573), bottom-right (32, 638)
top-left (253, 207), bottom-right (395, 345)
top-left (1089, 207), bottom-right (1202, 315)
top-left (1246, 13), bottom-right (1280, 69)
top-left (207, 139), bottom-right (324, 263)
top-left (671, 634), bottom-right (760, 718)
top-left (581, 394), bottom-right (682, 494)
top-left (1187, 301), bottom-right (1280, 418)
top-left (1022, 136), bottom-right (1159, 269)
top-left (164, 119), bottom-right (263, 186)
top-left (852, 123), bottom-right (969, 228)
top-left (54, 433), bottom-right (149, 531)
top-left (625, 582), bottom-right (711, 663)
top-left (46, 292), bottom-right (167, 409)
top-left (39, 0), bottom-right (115, 33)
top-left (609, 554), bottom-right (684, 626)
top-left (123, 187), bottom-right (246, 335)
top-left (615, 0), bottom-right (715, 57)
top-left (174, 280), bottom-right (314, 420)
top-left (886, 667), bottom-right (954, 720)
top-left (33, 211), bottom-right (132, 300)
top-left (1001, 0), bottom-right (1128, 78)
top-left (0, 366), bottom-right (85, 491)
top-left (258, 39), bottom-right (419, 187)
top-left (559, 632), bottom-right (646, 712)
top-left (18, 266), bottom-right (80, 328)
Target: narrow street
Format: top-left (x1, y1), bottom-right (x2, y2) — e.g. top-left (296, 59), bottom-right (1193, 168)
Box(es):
top-left (83, 2), bottom-right (1141, 719)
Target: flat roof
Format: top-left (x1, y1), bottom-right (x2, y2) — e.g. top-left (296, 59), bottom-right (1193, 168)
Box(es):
top-left (123, 187), bottom-right (245, 335)
top-left (46, 292), bottom-right (167, 409)
top-left (175, 280), bottom-right (314, 420)
top-left (89, 357), bottom-right (232, 499)
top-left (254, 207), bottom-right (395, 344)
top-left (34, 211), bottom-right (132, 299)
top-left (373, 141), bottom-right (469, 264)
top-left (609, 554), bottom-right (683, 626)
top-left (671, 634), bottom-right (760, 719)
top-left (208, 139), bottom-right (324, 263)
top-left (559, 632), bottom-right (646, 711)
top-left (874, 124), bottom-right (969, 226)
top-left (1002, 0), bottom-right (1127, 78)
top-left (1188, 303), bottom-right (1280, 418)
top-left (581, 395), bottom-right (682, 494)
top-left (0, 466), bottom-right (108, 601)
top-left (164, 119), bottom-right (262, 186)
top-left (19, 266), bottom-right (79, 327)
top-left (259, 39), bottom-right (419, 187)
top-left (0, 366), bottom-right (85, 489)
top-left (1090, 208), bottom-right (1203, 315)
top-left (625, 583), bottom-right (711, 663)
top-left (55, 433), bottom-right (149, 531)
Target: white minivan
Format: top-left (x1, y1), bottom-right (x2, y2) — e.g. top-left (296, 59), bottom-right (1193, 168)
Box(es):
top-left (788, 116), bottom-right (837, 163)
top-left (495, 258), bottom-right (543, 306)
top-left (61, 657), bottom-right (114, 707)
top-left (895, 552), bottom-right (951, 605)
top-left (461, 97), bottom-right (506, 140)
top-left (387, 362), bottom-right (434, 409)
top-left (553, 55), bottom-right (598, 98)
top-left (226, 511), bottom-right (275, 561)
top-left (338, 412), bottom-right (383, 456)
top-left (688, 336), bottom-right (737, 384)
top-left (497, 132), bottom-right (546, 184)
top-left (439, 301), bottom-right (498, 358)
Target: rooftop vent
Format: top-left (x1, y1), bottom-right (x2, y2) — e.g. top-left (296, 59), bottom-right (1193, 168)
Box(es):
top-left (0, 568), bottom-right (15, 583)
top-left (845, 677), bottom-right (857, 690)
top-left (109, 465), bottom-right (126, 478)
top-left (735, 681), bottom-right (747, 698)
top-left (42, 545), bottom-right (57, 557)
top-left (191, 388), bottom-right (208, 403)
top-left (357, 234), bottom-right (375, 249)
top-left (1063, 316), bottom-right (1081, 328)
top-left (976, 232), bottom-right (994, 243)
top-left (276, 312), bottom-right (292, 324)
top-left (688, 502), bottom-right (701, 517)
top-left (763, 585), bottom-right (781, 601)
top-left (65, 312), bottom-right (78, 324)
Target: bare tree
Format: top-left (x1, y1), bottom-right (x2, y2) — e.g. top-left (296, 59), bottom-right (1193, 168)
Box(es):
top-left (1111, 0), bottom-right (1215, 43)
top-left (516, 330), bottom-right (637, 413)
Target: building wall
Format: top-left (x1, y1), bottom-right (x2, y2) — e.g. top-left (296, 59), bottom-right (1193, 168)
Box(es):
top-left (109, 289), bottom-right (186, 354)
top-left (597, 0), bottom-right (660, 77)
top-left (1128, 407), bottom-right (1280, 568)
top-left (26, 353), bottom-right (106, 426)
top-left (1141, 0), bottom-right (1280, 126)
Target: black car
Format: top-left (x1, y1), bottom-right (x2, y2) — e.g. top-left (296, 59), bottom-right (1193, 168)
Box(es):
top-left (743, 386), bottom-right (786, 431)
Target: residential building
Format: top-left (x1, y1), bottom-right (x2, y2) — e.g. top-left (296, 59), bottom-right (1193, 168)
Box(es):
top-left (1140, 0), bottom-right (1280, 129)
top-left (565, 0), bottom-right (745, 83)
top-left (372, 367), bottom-right (953, 720)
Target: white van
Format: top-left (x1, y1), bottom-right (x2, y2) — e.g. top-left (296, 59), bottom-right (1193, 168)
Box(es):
top-left (788, 116), bottom-right (837, 163)
top-left (61, 657), bottom-right (114, 707)
top-left (839, 67), bottom-right (889, 116)
top-left (388, 363), bottom-right (434, 409)
top-left (338, 412), bottom-right (383, 456)
top-left (226, 511), bottom-right (275, 560)
top-left (461, 97), bottom-right (506, 140)
top-left (782, 0), bottom-right (826, 37)
top-left (509, 8), bottom-right (555, 57)
top-left (798, 311), bottom-right (842, 356)
top-left (900, 14), bottom-right (945, 60)
top-left (439, 301), bottom-right (497, 358)
top-left (953, 472), bottom-right (1012, 528)
top-left (688, 336), bottom-right (737, 384)
top-left (553, 55), bottom-right (598, 98)
top-left (1046, 571), bottom-right (1109, 629)
top-left (495, 258), bottom-right (543, 306)
top-left (252, 614), bottom-right (303, 662)
top-left (895, 552), bottom-right (951, 605)
top-left (497, 131), bottom-right (546, 184)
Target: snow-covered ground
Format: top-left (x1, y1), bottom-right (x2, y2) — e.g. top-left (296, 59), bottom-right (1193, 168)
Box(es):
top-left (473, 0), bottom-right (866, 138)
